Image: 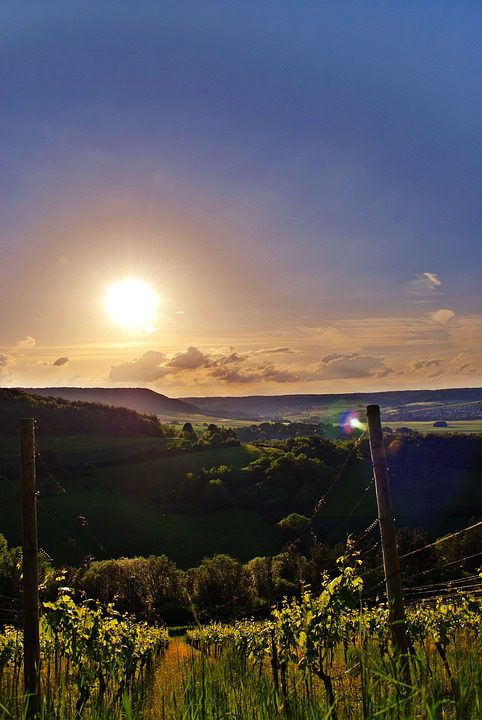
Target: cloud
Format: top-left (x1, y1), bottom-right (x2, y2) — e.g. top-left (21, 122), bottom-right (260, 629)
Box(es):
top-left (410, 359), bottom-right (441, 371)
top-left (15, 336), bottom-right (36, 349)
top-left (0, 353), bottom-right (16, 381)
top-left (255, 347), bottom-right (296, 355)
top-left (211, 362), bottom-right (300, 384)
top-left (322, 352), bottom-right (349, 363)
top-left (430, 308), bottom-right (455, 324)
top-left (0, 353), bottom-right (15, 368)
top-left (109, 351), bottom-right (167, 382)
top-left (450, 353), bottom-right (476, 375)
top-left (408, 272), bottom-right (443, 301)
top-left (261, 365), bottom-right (300, 382)
top-left (319, 353), bottom-right (393, 380)
top-left (52, 357), bottom-right (70, 367)
top-left (210, 351), bottom-right (245, 367)
top-left (166, 346), bottom-right (209, 370)
top-left (406, 353), bottom-right (477, 378)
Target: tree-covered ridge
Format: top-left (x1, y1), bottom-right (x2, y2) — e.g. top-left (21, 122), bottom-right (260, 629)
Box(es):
top-left (0, 388), bottom-right (169, 436)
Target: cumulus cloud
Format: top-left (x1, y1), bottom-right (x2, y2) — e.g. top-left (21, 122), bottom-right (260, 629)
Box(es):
top-left (406, 353), bottom-right (477, 378)
top-left (319, 353), bottom-right (393, 380)
top-left (15, 336), bottom-right (36, 349)
top-left (410, 359), bottom-right (441, 371)
top-left (408, 272), bottom-right (443, 301)
top-left (109, 351), bottom-right (167, 382)
top-left (430, 308), bottom-right (455, 324)
top-left (261, 365), bottom-right (300, 382)
top-left (109, 345), bottom-right (301, 386)
top-left (0, 353), bottom-right (15, 368)
top-left (52, 357), bottom-right (70, 367)
top-left (210, 351), bottom-right (245, 367)
top-left (211, 362), bottom-right (299, 384)
top-left (166, 346), bottom-right (209, 370)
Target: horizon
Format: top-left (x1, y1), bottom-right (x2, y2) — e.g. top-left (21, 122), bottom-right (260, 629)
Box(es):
top-left (12, 383), bottom-right (482, 401)
top-left (2, 2), bottom-right (481, 395)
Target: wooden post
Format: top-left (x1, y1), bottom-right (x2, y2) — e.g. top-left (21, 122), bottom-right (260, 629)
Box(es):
top-left (366, 405), bottom-right (410, 659)
top-left (20, 418), bottom-right (41, 717)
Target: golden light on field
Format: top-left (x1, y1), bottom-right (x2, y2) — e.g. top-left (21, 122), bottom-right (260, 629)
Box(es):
top-left (104, 277), bottom-right (160, 331)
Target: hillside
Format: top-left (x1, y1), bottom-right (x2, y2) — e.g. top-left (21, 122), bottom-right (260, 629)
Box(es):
top-left (0, 388), bottom-right (164, 436)
top-left (181, 387), bottom-right (482, 421)
top-left (1, 387), bottom-right (480, 567)
top-left (24, 387), bottom-right (210, 419)
top-left (18, 386), bottom-right (482, 424)
top-left (0, 437), bottom-right (280, 566)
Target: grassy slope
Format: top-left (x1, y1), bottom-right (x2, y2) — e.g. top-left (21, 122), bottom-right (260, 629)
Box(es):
top-left (1, 432), bottom-right (480, 566)
top-left (383, 420), bottom-right (482, 433)
top-left (0, 439), bottom-right (282, 567)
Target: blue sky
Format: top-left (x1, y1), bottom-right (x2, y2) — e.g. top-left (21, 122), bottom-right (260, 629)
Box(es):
top-left (1, 2), bottom-right (481, 394)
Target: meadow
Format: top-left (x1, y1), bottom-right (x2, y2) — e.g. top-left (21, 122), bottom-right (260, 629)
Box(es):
top-left (383, 420), bottom-right (482, 434)
top-left (0, 438), bottom-right (285, 567)
top-left (1, 427), bottom-right (481, 566)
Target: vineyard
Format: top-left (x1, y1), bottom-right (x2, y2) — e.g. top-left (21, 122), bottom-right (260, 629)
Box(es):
top-left (0, 591), bottom-right (168, 718)
top-left (0, 546), bottom-right (481, 719)
top-left (1, 413), bottom-right (481, 717)
top-left (185, 547), bottom-right (482, 720)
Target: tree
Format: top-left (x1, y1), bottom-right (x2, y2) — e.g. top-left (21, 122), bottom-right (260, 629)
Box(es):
top-left (277, 513), bottom-right (311, 545)
top-left (179, 422), bottom-right (198, 443)
top-left (189, 554), bottom-right (250, 618)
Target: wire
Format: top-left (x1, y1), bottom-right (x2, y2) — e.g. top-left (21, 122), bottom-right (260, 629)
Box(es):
top-left (406, 588), bottom-right (482, 606)
top-left (404, 581), bottom-right (482, 599)
top-left (399, 520), bottom-right (482, 561)
top-left (406, 550), bottom-right (482, 583)
top-left (361, 518), bottom-right (482, 584)
top-left (326, 477), bottom-right (375, 544)
top-left (405, 573), bottom-right (481, 593)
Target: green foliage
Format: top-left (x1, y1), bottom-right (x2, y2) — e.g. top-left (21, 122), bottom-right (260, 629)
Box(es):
top-left (0, 591), bottom-right (168, 717)
top-left (0, 389), bottom-right (167, 437)
top-left (186, 546), bottom-right (482, 719)
top-left (189, 554), bottom-right (250, 619)
top-left (277, 513), bottom-right (311, 539)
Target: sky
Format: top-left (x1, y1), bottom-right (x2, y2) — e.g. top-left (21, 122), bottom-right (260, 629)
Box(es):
top-left (1, 1), bottom-right (481, 397)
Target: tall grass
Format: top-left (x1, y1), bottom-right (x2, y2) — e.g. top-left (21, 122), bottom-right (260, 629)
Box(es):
top-left (172, 638), bottom-right (481, 720)
top-left (1, 634), bottom-right (481, 719)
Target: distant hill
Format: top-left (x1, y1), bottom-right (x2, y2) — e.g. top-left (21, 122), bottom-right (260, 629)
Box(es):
top-left (23, 387), bottom-right (209, 419)
top-left (0, 388), bottom-right (164, 436)
top-left (17, 386), bottom-right (482, 423)
top-left (180, 387), bottom-right (482, 420)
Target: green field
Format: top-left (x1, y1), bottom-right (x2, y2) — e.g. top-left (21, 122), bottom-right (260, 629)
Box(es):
top-left (2, 428), bottom-right (481, 567)
top-left (383, 420), bottom-right (482, 433)
top-left (0, 439), bottom-right (283, 566)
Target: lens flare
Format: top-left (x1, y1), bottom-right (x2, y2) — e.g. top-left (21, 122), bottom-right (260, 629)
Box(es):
top-left (339, 410), bottom-right (365, 434)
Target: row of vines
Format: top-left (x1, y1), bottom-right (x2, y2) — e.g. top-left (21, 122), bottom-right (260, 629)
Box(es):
top-left (0, 592), bottom-right (168, 718)
top-left (186, 546), bottom-right (482, 718)
top-left (0, 546), bottom-right (480, 718)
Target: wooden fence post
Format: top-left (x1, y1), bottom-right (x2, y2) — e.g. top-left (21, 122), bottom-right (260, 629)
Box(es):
top-left (20, 418), bottom-right (41, 717)
top-left (366, 405), bottom-right (410, 661)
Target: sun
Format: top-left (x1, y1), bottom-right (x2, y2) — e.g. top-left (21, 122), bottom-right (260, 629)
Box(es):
top-left (104, 277), bottom-right (159, 331)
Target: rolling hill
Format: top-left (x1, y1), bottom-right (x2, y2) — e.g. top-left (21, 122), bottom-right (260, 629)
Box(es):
top-left (181, 387), bottom-right (482, 421)
top-left (23, 387), bottom-right (210, 419)
top-left (0, 388), bottom-right (164, 436)
top-left (18, 386), bottom-right (482, 424)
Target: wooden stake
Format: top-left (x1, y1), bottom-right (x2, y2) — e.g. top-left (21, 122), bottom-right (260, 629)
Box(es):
top-left (366, 405), bottom-right (410, 659)
top-left (20, 418), bottom-right (41, 717)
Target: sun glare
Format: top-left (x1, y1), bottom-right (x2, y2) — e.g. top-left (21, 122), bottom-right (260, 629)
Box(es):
top-left (104, 277), bottom-right (159, 331)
